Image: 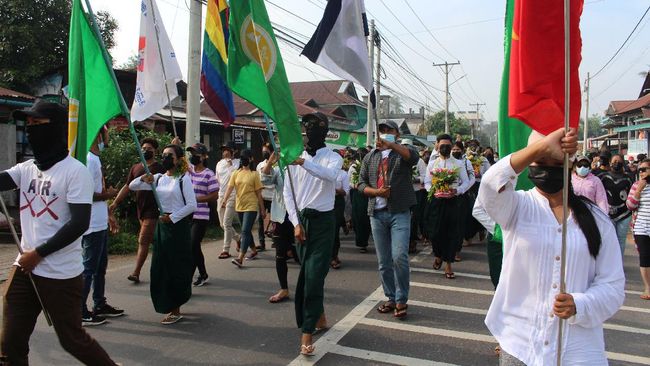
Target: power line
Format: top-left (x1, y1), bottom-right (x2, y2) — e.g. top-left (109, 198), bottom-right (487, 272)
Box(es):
top-left (402, 0), bottom-right (456, 60)
top-left (591, 4), bottom-right (650, 79)
top-left (377, 0), bottom-right (444, 61)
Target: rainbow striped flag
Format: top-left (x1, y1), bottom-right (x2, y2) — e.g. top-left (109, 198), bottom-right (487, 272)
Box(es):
top-left (201, 0), bottom-right (235, 126)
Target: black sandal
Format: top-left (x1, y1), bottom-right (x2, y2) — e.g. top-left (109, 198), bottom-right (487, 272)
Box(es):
top-left (377, 302), bottom-right (396, 313)
top-left (445, 272), bottom-right (456, 279)
top-left (394, 305), bottom-right (408, 318)
top-left (433, 259), bottom-right (443, 270)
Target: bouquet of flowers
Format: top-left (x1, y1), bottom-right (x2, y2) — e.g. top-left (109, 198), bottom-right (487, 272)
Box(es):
top-left (467, 153), bottom-right (483, 177)
top-left (349, 161), bottom-right (361, 187)
top-left (428, 167), bottom-right (459, 199)
top-left (412, 165), bottom-right (420, 183)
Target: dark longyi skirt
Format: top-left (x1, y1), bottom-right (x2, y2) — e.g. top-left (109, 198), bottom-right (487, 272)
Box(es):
top-left (151, 217), bottom-right (193, 314)
top-left (424, 195), bottom-right (462, 263)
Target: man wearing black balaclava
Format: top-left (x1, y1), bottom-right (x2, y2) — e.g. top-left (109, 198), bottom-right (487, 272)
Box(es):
top-left (282, 112), bottom-right (343, 356)
top-left (0, 100), bottom-right (118, 364)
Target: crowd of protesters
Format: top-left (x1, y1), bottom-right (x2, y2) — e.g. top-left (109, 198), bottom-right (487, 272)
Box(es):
top-left (0, 100), bottom-right (642, 364)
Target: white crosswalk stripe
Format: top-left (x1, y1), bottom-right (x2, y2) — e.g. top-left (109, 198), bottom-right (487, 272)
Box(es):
top-left (289, 242), bottom-right (650, 365)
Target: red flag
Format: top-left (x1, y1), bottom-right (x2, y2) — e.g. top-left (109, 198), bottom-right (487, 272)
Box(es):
top-left (508, 0), bottom-right (583, 136)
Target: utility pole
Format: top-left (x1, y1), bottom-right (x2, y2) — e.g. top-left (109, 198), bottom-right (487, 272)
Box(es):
top-left (185, 0), bottom-right (202, 145)
top-left (583, 72), bottom-right (590, 154)
top-left (374, 29), bottom-right (381, 128)
top-left (433, 61), bottom-right (460, 134)
top-left (469, 102), bottom-right (486, 139)
top-left (366, 19), bottom-right (375, 147)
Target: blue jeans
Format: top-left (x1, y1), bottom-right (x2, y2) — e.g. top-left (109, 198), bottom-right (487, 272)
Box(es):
top-left (82, 229), bottom-right (108, 315)
top-left (238, 211), bottom-right (257, 254)
top-left (614, 215), bottom-right (632, 257)
top-left (370, 210), bottom-right (411, 304)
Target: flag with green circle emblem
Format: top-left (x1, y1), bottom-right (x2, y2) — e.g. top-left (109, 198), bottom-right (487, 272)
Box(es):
top-left (227, 0), bottom-right (303, 167)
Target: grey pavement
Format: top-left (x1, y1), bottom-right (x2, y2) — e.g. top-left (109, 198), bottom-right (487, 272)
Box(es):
top-left (0, 232), bottom-right (649, 365)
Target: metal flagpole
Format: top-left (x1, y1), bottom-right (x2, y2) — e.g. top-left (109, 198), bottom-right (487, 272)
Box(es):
top-left (558, 0), bottom-right (571, 364)
top-left (0, 195), bottom-right (53, 326)
top-left (148, 0), bottom-right (178, 137)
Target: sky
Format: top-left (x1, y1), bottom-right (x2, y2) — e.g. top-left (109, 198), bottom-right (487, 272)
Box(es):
top-left (92, 0), bottom-right (650, 123)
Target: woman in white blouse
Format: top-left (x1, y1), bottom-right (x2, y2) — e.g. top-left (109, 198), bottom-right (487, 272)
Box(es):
top-left (477, 128), bottom-right (625, 365)
top-left (130, 144), bottom-right (197, 325)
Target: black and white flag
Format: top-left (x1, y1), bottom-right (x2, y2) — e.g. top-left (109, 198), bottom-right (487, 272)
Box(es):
top-left (302, 0), bottom-right (373, 95)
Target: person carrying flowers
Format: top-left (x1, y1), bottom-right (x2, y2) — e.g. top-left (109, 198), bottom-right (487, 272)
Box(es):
top-left (424, 134), bottom-right (472, 279)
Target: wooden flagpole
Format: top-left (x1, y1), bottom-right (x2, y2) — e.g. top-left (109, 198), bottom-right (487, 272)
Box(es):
top-left (0, 195), bottom-right (53, 326)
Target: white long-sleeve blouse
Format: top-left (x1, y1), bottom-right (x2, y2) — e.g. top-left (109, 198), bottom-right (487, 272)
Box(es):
top-left (129, 173), bottom-right (197, 224)
top-left (477, 155), bottom-right (625, 366)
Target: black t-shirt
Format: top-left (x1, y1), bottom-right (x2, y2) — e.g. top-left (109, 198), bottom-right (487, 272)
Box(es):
top-left (599, 171), bottom-right (634, 221)
top-left (126, 161), bottom-right (165, 220)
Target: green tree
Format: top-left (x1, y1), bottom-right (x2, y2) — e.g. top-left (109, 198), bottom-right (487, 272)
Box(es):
top-left (578, 114), bottom-right (605, 139)
top-left (119, 53), bottom-right (139, 71)
top-left (0, 0), bottom-right (118, 92)
top-left (422, 111), bottom-right (471, 138)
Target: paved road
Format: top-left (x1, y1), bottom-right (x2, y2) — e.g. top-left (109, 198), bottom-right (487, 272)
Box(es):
top-left (2, 233), bottom-right (649, 365)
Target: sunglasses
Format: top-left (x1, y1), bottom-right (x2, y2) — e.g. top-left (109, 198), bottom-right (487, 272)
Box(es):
top-left (576, 162), bottom-right (590, 168)
top-left (640, 167), bottom-right (649, 172)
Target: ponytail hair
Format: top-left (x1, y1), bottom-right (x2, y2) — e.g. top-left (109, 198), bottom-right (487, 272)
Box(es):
top-left (567, 181), bottom-right (602, 258)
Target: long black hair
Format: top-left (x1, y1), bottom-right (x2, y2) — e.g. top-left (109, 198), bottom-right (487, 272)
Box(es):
top-left (567, 181), bottom-right (601, 258)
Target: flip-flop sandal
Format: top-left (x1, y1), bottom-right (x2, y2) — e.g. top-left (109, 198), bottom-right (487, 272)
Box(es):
top-left (269, 294), bottom-right (290, 303)
top-left (445, 272), bottom-right (456, 279)
top-left (246, 252), bottom-right (258, 260)
top-left (218, 252), bottom-right (231, 259)
top-left (127, 274), bottom-right (140, 283)
top-left (377, 302), bottom-right (396, 313)
top-left (312, 326), bottom-right (328, 335)
top-left (330, 260), bottom-right (341, 269)
top-left (394, 305), bottom-right (408, 319)
top-left (455, 255), bottom-right (462, 262)
top-left (641, 294), bottom-right (650, 300)
top-left (300, 344), bottom-right (315, 356)
top-left (433, 259), bottom-right (443, 270)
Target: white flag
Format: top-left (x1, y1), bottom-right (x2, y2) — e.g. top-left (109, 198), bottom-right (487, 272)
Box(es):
top-left (130, 0), bottom-right (182, 122)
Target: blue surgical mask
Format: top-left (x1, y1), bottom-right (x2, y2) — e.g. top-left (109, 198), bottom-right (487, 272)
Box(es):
top-left (576, 166), bottom-right (590, 177)
top-left (98, 142), bottom-right (105, 152)
top-left (380, 134), bottom-right (396, 143)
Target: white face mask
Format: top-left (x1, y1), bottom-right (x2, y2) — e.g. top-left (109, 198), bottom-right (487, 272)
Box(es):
top-left (576, 166), bottom-right (590, 177)
top-left (98, 141), bottom-right (105, 152)
top-left (380, 133), bottom-right (396, 143)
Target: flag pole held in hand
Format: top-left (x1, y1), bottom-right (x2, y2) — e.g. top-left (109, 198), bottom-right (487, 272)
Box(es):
top-left (0, 195), bottom-right (52, 327)
top-left (558, 0), bottom-right (572, 364)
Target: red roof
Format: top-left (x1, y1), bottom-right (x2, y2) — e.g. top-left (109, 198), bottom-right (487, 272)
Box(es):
top-left (0, 87), bottom-right (33, 100)
top-left (609, 94), bottom-right (650, 115)
top-left (290, 80), bottom-right (364, 106)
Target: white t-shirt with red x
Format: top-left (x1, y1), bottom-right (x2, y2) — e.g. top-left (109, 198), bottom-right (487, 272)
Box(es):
top-left (7, 156), bottom-right (93, 279)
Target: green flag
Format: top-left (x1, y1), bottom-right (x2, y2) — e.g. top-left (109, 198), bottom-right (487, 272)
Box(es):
top-left (227, 0), bottom-right (303, 167)
top-left (499, 0), bottom-right (533, 190)
top-left (68, 0), bottom-right (123, 165)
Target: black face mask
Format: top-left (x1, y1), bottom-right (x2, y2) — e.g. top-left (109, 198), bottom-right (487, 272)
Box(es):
top-left (262, 152), bottom-right (271, 161)
top-left (452, 151), bottom-right (462, 160)
top-left (189, 155), bottom-right (202, 166)
top-left (528, 165), bottom-right (564, 194)
top-left (485, 153), bottom-right (495, 164)
top-left (26, 122), bottom-right (68, 171)
top-left (439, 144), bottom-right (451, 157)
top-left (162, 154), bottom-right (176, 171)
top-left (142, 150), bottom-right (154, 161)
top-left (240, 157), bottom-right (250, 167)
top-left (611, 162), bottom-right (623, 172)
top-left (305, 126), bottom-right (327, 156)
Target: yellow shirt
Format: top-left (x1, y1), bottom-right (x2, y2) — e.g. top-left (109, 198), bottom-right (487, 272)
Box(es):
top-left (229, 169), bottom-right (263, 212)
